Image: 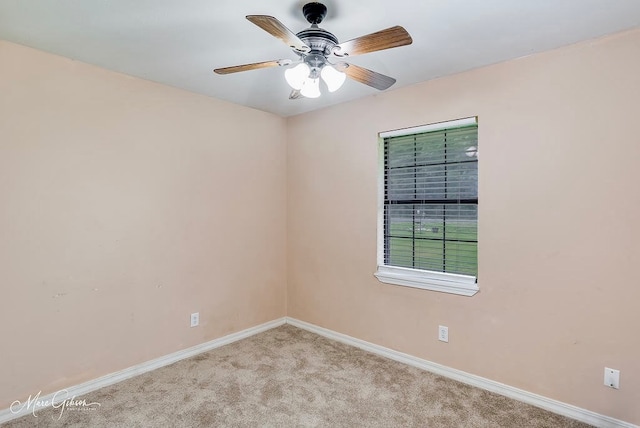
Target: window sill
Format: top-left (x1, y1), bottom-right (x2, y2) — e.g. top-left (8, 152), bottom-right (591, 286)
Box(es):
top-left (374, 265), bottom-right (478, 296)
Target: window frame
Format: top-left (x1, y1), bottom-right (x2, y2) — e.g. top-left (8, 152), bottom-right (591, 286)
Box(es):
top-left (375, 117), bottom-right (479, 297)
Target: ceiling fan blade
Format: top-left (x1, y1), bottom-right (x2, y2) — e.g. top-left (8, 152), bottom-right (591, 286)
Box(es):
top-left (335, 62), bottom-right (396, 90)
top-left (214, 59), bottom-right (291, 75)
top-left (333, 26), bottom-right (412, 57)
top-left (246, 15), bottom-right (310, 53)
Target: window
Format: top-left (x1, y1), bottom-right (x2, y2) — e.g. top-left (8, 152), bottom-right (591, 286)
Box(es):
top-left (375, 117), bottom-right (479, 296)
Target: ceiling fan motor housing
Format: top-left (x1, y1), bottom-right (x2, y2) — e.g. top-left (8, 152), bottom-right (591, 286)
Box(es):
top-left (296, 2), bottom-right (337, 62)
top-left (296, 25), bottom-right (338, 57)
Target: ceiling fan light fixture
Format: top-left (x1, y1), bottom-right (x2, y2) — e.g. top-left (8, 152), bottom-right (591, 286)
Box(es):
top-left (300, 77), bottom-right (321, 98)
top-left (216, 4), bottom-right (413, 101)
top-left (320, 65), bottom-right (346, 92)
top-left (284, 63), bottom-right (310, 90)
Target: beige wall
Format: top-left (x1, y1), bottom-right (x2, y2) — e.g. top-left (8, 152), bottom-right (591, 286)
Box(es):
top-left (287, 29), bottom-right (640, 424)
top-left (0, 41), bottom-right (287, 408)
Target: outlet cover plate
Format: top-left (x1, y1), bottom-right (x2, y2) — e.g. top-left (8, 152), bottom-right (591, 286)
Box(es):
top-left (438, 325), bottom-right (449, 343)
top-left (604, 367), bottom-right (620, 389)
top-left (190, 312), bottom-right (199, 327)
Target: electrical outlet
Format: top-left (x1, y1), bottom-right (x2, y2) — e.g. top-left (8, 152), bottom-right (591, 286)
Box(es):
top-left (190, 312), bottom-right (199, 327)
top-left (438, 325), bottom-right (449, 343)
top-left (604, 367), bottom-right (620, 389)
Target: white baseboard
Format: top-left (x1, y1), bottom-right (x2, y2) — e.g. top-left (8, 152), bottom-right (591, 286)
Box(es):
top-left (0, 317), bottom-right (286, 424)
top-left (285, 317), bottom-right (636, 428)
top-left (2, 316), bottom-right (635, 428)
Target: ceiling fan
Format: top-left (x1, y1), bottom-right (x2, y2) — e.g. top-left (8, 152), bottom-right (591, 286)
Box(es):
top-left (213, 2), bottom-right (413, 99)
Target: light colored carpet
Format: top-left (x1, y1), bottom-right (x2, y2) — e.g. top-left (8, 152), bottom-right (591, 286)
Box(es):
top-left (4, 325), bottom-right (592, 427)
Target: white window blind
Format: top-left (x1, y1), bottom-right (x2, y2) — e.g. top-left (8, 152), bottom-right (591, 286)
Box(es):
top-left (380, 118), bottom-right (478, 279)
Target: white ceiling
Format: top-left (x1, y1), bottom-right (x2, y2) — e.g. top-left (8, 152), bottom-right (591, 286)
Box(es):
top-left (1, 1), bottom-right (639, 117)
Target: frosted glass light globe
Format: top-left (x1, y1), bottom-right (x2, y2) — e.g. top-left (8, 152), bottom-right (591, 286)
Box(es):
top-left (320, 65), bottom-right (346, 92)
top-left (300, 77), bottom-right (321, 98)
top-left (284, 63), bottom-right (310, 90)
